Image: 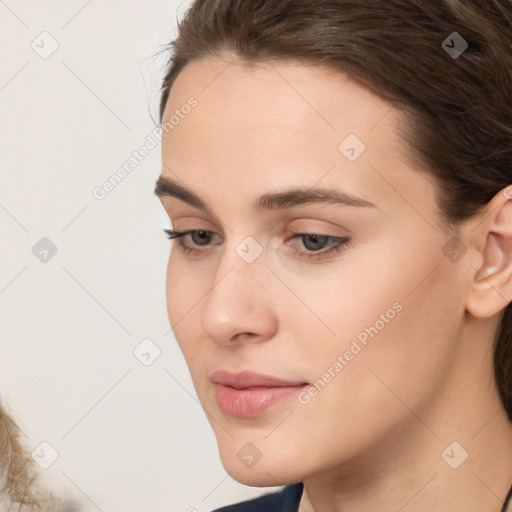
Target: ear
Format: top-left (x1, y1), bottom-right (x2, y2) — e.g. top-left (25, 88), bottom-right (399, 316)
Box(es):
top-left (465, 186), bottom-right (512, 318)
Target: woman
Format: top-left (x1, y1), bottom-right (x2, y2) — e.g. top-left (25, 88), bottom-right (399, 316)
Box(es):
top-left (154, 0), bottom-right (512, 510)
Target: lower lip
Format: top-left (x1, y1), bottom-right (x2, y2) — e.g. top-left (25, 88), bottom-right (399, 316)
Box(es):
top-left (213, 383), bottom-right (309, 417)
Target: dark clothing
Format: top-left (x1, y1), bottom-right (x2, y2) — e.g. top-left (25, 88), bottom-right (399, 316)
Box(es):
top-left (211, 483), bottom-right (303, 512)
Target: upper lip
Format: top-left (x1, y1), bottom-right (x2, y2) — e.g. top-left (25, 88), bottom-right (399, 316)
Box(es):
top-left (210, 370), bottom-right (309, 389)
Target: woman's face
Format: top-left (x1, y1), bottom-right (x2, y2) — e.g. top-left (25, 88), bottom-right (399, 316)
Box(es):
top-left (158, 56), bottom-right (470, 485)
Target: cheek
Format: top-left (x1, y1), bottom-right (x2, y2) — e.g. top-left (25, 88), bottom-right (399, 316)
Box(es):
top-left (165, 256), bottom-right (180, 324)
top-left (309, 233), bottom-right (461, 351)
top-left (287, 233), bottom-right (458, 377)
top-left (165, 255), bottom-right (199, 356)
top-left (298, 240), bottom-right (463, 421)
top-left (272, 267), bottom-right (462, 472)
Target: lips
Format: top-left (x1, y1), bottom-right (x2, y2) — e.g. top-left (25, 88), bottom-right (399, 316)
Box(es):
top-left (210, 369), bottom-right (309, 389)
top-left (210, 370), bottom-right (310, 417)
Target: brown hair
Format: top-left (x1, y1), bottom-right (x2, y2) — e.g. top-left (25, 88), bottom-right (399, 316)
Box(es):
top-left (158, 0), bottom-right (512, 416)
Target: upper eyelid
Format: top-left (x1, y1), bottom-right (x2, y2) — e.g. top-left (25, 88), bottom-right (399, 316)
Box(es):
top-left (169, 228), bottom-right (344, 237)
top-left (168, 217), bottom-right (350, 235)
top-left (163, 203), bottom-right (355, 235)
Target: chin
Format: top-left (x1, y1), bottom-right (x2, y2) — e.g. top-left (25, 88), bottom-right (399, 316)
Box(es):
top-left (223, 467), bottom-right (300, 488)
top-left (217, 448), bottom-right (306, 487)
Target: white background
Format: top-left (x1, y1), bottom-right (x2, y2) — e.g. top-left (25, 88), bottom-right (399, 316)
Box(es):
top-left (0, 1), bottom-right (280, 510)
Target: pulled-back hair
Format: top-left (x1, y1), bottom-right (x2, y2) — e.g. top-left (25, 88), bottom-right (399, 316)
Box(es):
top-left (158, 0), bottom-right (512, 416)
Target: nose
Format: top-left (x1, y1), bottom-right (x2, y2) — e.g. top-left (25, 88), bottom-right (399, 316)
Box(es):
top-left (200, 249), bottom-right (278, 346)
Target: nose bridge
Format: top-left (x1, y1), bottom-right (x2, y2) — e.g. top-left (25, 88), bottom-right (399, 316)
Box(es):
top-left (214, 232), bottom-right (270, 297)
top-left (200, 237), bottom-right (276, 344)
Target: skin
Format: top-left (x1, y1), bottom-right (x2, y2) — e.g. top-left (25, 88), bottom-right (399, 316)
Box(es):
top-left (156, 55), bottom-right (512, 512)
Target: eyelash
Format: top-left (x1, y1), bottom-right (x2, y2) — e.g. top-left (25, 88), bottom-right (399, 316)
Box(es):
top-left (162, 229), bottom-right (351, 260)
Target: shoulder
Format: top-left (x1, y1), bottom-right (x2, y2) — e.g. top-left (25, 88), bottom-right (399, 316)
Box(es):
top-left (210, 483), bottom-right (304, 512)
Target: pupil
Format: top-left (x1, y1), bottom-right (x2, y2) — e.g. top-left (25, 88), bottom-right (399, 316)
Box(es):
top-left (304, 234), bottom-right (327, 251)
top-left (192, 230), bottom-right (210, 246)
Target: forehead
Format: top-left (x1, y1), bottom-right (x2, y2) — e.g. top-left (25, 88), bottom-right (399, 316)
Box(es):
top-left (164, 56), bottom-right (390, 139)
top-left (161, 56), bottom-right (437, 222)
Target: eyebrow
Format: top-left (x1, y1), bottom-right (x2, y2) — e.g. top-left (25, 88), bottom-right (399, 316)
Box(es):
top-left (154, 175), bottom-right (377, 212)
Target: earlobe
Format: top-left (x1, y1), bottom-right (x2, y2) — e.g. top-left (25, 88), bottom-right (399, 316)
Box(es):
top-left (465, 191), bottom-right (512, 318)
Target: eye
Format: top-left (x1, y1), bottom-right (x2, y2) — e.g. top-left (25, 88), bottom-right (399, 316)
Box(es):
top-left (162, 229), bottom-right (351, 260)
top-left (289, 233), bottom-right (351, 260)
top-left (163, 229), bottom-right (218, 256)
